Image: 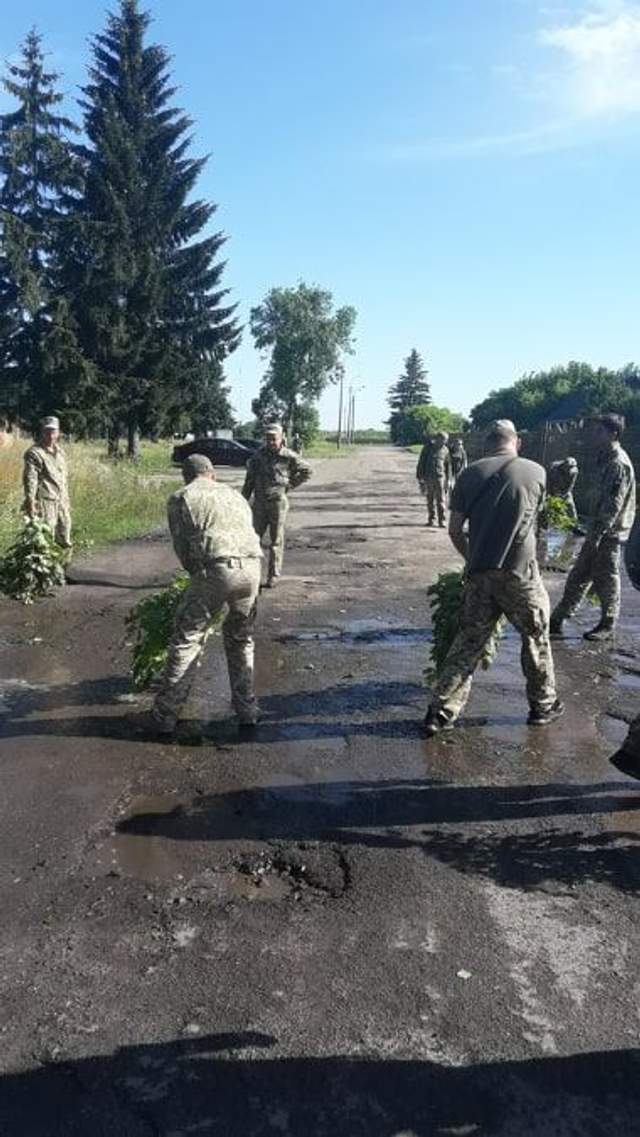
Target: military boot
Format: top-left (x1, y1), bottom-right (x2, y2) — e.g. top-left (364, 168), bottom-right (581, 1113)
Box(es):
top-left (549, 610), bottom-right (565, 635)
top-left (584, 619), bottom-right (615, 642)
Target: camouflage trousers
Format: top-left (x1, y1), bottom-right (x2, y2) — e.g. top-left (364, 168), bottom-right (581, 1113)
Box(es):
top-left (425, 478), bottom-right (448, 525)
top-left (430, 567), bottom-right (557, 722)
top-left (154, 558), bottom-right (261, 726)
top-left (559, 490), bottom-right (578, 521)
top-left (253, 494), bottom-right (289, 581)
top-left (38, 497), bottom-right (72, 549)
top-left (553, 535), bottom-right (621, 623)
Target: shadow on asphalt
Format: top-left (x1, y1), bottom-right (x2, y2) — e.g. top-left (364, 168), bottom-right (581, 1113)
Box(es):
top-left (115, 778), bottom-right (640, 893)
top-left (1, 1034), bottom-right (639, 1136)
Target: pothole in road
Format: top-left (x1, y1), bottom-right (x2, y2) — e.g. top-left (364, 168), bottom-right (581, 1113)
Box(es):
top-left (278, 623), bottom-right (431, 648)
top-left (166, 844), bottom-right (351, 907)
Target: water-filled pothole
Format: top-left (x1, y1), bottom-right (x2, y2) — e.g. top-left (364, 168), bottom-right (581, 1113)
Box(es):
top-left (278, 624), bottom-right (430, 648)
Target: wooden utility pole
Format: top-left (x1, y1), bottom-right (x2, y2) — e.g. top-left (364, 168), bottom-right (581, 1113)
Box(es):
top-left (337, 366), bottom-right (345, 449)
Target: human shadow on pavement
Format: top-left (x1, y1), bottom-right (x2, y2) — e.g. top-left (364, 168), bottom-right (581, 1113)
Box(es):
top-left (420, 827), bottom-right (640, 893)
top-left (1, 1033), bottom-right (639, 1137)
top-left (116, 777), bottom-right (640, 892)
top-left (0, 676), bottom-right (133, 722)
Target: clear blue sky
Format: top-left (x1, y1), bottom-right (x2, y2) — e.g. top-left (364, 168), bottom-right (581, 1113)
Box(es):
top-left (3, 1), bottom-right (640, 428)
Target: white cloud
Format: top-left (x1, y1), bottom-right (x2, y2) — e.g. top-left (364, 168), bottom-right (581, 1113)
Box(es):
top-left (540, 3), bottom-right (640, 116)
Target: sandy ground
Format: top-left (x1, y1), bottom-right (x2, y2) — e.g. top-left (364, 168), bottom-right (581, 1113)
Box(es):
top-left (0, 445), bottom-right (639, 1136)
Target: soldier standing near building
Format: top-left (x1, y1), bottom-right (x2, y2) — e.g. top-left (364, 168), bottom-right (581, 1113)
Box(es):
top-left (151, 455), bottom-right (263, 736)
top-left (23, 416), bottom-right (72, 552)
top-left (242, 423), bottom-right (311, 588)
top-left (548, 457), bottom-right (579, 520)
top-left (424, 419), bottom-right (563, 736)
top-left (448, 437), bottom-right (467, 485)
top-left (550, 415), bottom-right (636, 642)
top-left (416, 431), bottom-right (452, 527)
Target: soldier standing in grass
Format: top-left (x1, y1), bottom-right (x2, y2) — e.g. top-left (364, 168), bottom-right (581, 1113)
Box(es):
top-left (550, 415), bottom-right (636, 642)
top-left (23, 416), bottom-right (72, 552)
top-left (417, 432), bottom-right (452, 527)
top-left (424, 419), bottom-right (563, 736)
top-left (151, 454), bottom-right (263, 736)
top-left (242, 422), bottom-right (311, 588)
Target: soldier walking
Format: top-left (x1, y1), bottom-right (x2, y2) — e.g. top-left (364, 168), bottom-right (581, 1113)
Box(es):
top-left (424, 419), bottom-right (563, 736)
top-left (151, 455), bottom-right (263, 736)
top-left (550, 415), bottom-right (636, 642)
top-left (23, 416), bottom-right (72, 551)
top-left (416, 432), bottom-right (452, 527)
top-left (242, 423), bottom-right (311, 588)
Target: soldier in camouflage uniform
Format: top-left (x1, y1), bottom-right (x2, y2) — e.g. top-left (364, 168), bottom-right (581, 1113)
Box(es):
top-left (416, 432), bottom-right (452, 527)
top-left (609, 521), bottom-right (640, 780)
top-left (550, 415), bottom-right (636, 642)
top-left (448, 437), bottom-right (467, 485)
top-left (424, 419), bottom-right (563, 736)
top-left (152, 454), bottom-right (263, 734)
top-left (548, 457), bottom-right (579, 521)
top-left (23, 416), bottom-right (72, 550)
top-left (242, 423), bottom-right (311, 588)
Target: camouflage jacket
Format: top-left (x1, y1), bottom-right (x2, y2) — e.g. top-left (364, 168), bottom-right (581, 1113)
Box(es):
top-left (449, 445), bottom-right (467, 478)
top-left (591, 443), bottom-right (636, 541)
top-left (242, 445), bottom-right (311, 502)
top-left (416, 443), bottom-right (452, 483)
top-left (23, 444), bottom-right (70, 513)
top-left (548, 460), bottom-right (578, 498)
top-left (168, 478), bottom-right (262, 574)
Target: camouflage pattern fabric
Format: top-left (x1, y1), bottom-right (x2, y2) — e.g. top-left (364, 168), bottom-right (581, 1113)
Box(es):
top-left (154, 560), bottom-right (261, 726)
top-left (449, 445), bottom-right (467, 481)
top-left (23, 444), bottom-right (72, 548)
top-left (167, 479), bottom-right (262, 572)
top-left (592, 442), bottom-right (636, 541)
top-left (553, 535), bottom-right (622, 623)
top-left (417, 443), bottom-right (452, 524)
top-left (252, 495), bottom-right (288, 581)
top-left (426, 479), bottom-right (448, 526)
top-left (430, 567), bottom-right (557, 722)
top-left (242, 445), bottom-right (311, 580)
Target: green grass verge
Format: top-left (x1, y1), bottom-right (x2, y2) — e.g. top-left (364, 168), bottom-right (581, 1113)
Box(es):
top-left (305, 440), bottom-right (357, 458)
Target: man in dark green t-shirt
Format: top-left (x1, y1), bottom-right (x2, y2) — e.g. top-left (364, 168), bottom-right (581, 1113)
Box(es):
top-left (424, 419), bottom-right (564, 736)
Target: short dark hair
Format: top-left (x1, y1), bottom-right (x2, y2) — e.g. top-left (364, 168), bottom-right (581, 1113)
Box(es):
top-left (593, 413), bottom-right (624, 438)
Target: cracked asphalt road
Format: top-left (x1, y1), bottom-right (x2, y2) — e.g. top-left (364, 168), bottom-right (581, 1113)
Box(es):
top-left (0, 445), bottom-right (639, 1136)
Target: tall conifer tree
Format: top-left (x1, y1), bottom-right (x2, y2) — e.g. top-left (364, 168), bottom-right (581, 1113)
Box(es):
top-left (387, 349), bottom-right (431, 442)
top-left (74, 0), bottom-right (239, 454)
top-left (0, 29), bottom-right (81, 425)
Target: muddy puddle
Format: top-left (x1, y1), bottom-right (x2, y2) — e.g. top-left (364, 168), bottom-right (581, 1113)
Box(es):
top-left (278, 619), bottom-right (430, 648)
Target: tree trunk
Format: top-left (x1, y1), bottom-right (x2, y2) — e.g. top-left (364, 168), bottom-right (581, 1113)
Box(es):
top-left (107, 422), bottom-right (123, 460)
top-left (127, 417), bottom-right (141, 462)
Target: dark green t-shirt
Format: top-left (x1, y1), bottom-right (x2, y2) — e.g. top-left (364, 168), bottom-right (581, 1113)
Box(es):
top-left (451, 454), bottom-right (546, 577)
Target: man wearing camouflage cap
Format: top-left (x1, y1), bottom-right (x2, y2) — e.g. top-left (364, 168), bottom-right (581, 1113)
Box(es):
top-left (152, 454), bottom-right (263, 735)
top-left (424, 419), bottom-right (563, 735)
top-left (22, 416), bottom-right (72, 550)
top-left (416, 431), bottom-right (452, 527)
top-left (242, 422), bottom-right (311, 588)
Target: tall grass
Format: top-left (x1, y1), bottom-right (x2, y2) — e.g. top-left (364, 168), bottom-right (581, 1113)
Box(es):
top-left (0, 438), bottom-right (179, 556)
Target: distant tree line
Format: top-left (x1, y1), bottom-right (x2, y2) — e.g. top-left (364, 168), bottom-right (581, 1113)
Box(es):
top-left (387, 349), bottom-right (465, 445)
top-left (0, 2), bottom-right (240, 455)
top-left (470, 361), bottom-right (640, 431)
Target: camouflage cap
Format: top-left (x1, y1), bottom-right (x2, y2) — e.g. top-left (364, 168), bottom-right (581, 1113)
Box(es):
top-left (265, 422), bottom-right (283, 436)
top-left (183, 454), bottom-right (215, 479)
top-left (41, 416), bottom-right (60, 430)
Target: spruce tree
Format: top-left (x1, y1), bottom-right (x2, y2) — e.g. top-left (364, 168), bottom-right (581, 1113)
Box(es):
top-left (0, 29), bottom-right (82, 426)
top-left (387, 349), bottom-right (431, 442)
top-left (74, 0), bottom-right (239, 455)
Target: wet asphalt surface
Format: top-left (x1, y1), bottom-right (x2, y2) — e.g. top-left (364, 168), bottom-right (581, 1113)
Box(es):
top-left (1, 445), bottom-right (639, 1136)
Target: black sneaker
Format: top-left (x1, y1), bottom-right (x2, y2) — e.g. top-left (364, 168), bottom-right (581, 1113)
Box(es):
top-left (549, 613), bottom-right (565, 636)
top-left (584, 621), bottom-right (614, 642)
top-left (423, 707), bottom-right (455, 737)
top-left (527, 699), bottom-right (565, 726)
top-left (609, 748), bottom-right (640, 781)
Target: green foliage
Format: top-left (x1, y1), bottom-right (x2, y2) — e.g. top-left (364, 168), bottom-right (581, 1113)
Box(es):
top-left (540, 495), bottom-right (575, 532)
top-left (395, 404), bottom-right (466, 447)
top-left (388, 349), bottom-right (431, 441)
top-left (425, 570), bottom-right (504, 683)
top-left (250, 282), bottom-right (356, 433)
top-left (470, 361), bottom-right (640, 431)
top-left (126, 574), bottom-right (223, 690)
top-left (0, 518), bottom-right (66, 604)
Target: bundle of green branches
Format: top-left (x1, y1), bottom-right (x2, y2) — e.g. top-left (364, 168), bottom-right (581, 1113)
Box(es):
top-left (0, 519), bottom-right (67, 604)
top-left (126, 574), bottom-right (222, 690)
top-left (539, 495), bottom-right (576, 532)
top-left (425, 570), bottom-right (505, 683)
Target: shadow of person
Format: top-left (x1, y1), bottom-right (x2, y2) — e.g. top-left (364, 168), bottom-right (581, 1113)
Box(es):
top-left (1, 1033), bottom-right (639, 1136)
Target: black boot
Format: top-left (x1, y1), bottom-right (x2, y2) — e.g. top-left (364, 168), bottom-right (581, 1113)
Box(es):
top-left (584, 619), bottom-right (615, 642)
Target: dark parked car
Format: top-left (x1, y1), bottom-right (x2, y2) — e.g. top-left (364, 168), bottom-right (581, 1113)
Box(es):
top-left (235, 437), bottom-right (262, 452)
top-left (171, 437), bottom-right (253, 468)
